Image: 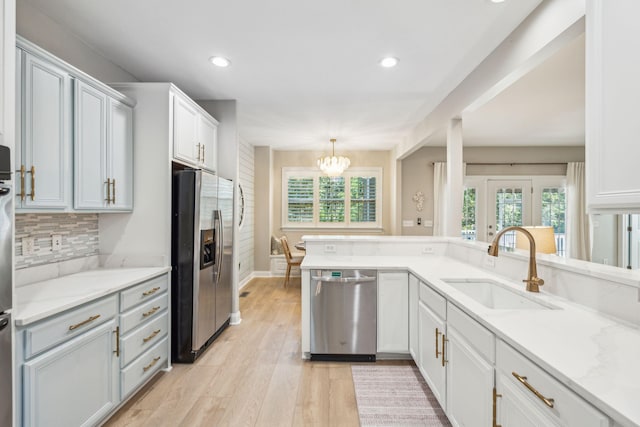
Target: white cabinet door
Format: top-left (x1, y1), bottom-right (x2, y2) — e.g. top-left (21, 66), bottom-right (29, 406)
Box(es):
top-left (418, 300), bottom-right (446, 409)
top-left (22, 319), bottom-right (119, 427)
top-left (586, 0), bottom-right (640, 212)
top-left (496, 372), bottom-right (559, 427)
top-left (408, 274), bottom-right (419, 361)
top-left (173, 94), bottom-right (199, 165)
top-left (199, 115), bottom-right (217, 172)
top-left (74, 80), bottom-right (108, 209)
top-left (107, 99), bottom-right (133, 210)
top-left (446, 326), bottom-right (494, 427)
top-left (21, 52), bottom-right (71, 209)
top-left (377, 272), bottom-right (409, 353)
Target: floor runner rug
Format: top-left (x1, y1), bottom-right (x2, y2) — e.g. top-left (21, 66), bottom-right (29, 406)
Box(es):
top-left (351, 365), bottom-right (451, 426)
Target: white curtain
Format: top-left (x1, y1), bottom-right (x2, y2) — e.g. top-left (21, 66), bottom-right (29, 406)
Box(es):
top-left (566, 162), bottom-right (591, 261)
top-left (433, 162), bottom-right (447, 236)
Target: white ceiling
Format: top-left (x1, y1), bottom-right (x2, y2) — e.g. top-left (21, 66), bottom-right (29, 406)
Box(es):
top-left (25, 0), bottom-right (543, 150)
top-left (461, 33), bottom-right (585, 147)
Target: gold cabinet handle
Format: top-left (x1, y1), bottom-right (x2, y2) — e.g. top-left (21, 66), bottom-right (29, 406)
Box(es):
top-left (201, 145), bottom-right (205, 163)
top-left (441, 334), bottom-right (448, 367)
top-left (493, 387), bottom-right (502, 427)
top-left (143, 356), bottom-right (161, 372)
top-left (68, 314), bottom-right (101, 331)
top-left (113, 326), bottom-right (120, 357)
top-left (142, 287), bottom-right (161, 297)
top-left (111, 179), bottom-right (116, 204)
top-left (18, 165), bottom-right (25, 201)
top-left (143, 329), bottom-right (161, 343)
top-left (196, 143), bottom-right (201, 162)
top-left (435, 328), bottom-right (442, 359)
top-left (105, 178), bottom-right (111, 204)
top-left (512, 372), bottom-right (555, 408)
top-left (29, 166), bottom-right (35, 200)
top-left (142, 306), bottom-right (161, 318)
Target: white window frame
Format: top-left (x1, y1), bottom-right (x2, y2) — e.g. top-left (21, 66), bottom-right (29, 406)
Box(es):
top-left (282, 167), bottom-right (383, 229)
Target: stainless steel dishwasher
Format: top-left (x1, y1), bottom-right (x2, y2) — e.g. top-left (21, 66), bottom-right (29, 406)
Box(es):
top-left (310, 269), bottom-right (377, 361)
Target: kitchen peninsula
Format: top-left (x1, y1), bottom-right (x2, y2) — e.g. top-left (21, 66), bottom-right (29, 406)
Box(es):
top-left (300, 236), bottom-right (640, 427)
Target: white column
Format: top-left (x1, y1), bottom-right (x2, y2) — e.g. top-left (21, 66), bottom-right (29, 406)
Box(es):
top-left (446, 119), bottom-right (463, 237)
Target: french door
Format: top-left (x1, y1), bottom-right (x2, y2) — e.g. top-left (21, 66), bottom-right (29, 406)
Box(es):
top-left (486, 180), bottom-right (532, 248)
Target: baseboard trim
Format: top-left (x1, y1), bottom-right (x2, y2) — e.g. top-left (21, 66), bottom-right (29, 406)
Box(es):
top-left (230, 311), bottom-right (242, 325)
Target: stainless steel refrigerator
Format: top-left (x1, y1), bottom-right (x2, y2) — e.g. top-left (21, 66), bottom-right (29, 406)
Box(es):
top-left (0, 145), bottom-right (12, 426)
top-left (171, 167), bottom-right (233, 363)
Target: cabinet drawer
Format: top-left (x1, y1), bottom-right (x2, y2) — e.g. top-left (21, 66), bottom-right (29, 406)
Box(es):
top-left (24, 295), bottom-right (118, 359)
top-left (496, 340), bottom-right (609, 427)
top-left (120, 293), bottom-right (168, 334)
top-left (448, 303), bottom-right (495, 363)
top-left (419, 281), bottom-right (446, 319)
top-left (120, 312), bottom-right (168, 368)
top-left (120, 274), bottom-right (168, 312)
top-left (121, 337), bottom-right (168, 399)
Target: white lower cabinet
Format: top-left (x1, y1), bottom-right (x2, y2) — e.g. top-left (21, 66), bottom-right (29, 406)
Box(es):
top-left (495, 340), bottom-right (609, 427)
top-left (23, 318), bottom-right (119, 427)
top-left (18, 273), bottom-right (171, 426)
top-left (418, 300), bottom-right (446, 408)
top-left (377, 272), bottom-right (409, 353)
top-left (408, 274), bottom-right (419, 360)
top-left (445, 326), bottom-right (494, 427)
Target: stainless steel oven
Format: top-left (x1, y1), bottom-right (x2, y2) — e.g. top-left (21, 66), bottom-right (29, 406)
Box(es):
top-left (310, 269), bottom-right (377, 362)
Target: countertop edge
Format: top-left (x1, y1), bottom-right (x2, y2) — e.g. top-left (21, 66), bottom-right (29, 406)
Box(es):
top-left (15, 267), bottom-right (171, 326)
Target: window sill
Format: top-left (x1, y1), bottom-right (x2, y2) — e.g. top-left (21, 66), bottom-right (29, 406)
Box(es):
top-left (280, 226), bottom-right (384, 233)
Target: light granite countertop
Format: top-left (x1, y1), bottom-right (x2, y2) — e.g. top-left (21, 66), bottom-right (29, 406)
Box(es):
top-left (302, 255), bottom-right (640, 427)
top-left (15, 267), bottom-right (171, 326)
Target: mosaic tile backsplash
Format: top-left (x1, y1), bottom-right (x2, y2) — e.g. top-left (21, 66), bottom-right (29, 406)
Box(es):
top-left (15, 213), bottom-right (99, 270)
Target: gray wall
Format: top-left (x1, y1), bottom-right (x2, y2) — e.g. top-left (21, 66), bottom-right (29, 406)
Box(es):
top-left (17, 1), bottom-right (138, 83)
top-left (401, 145), bottom-right (585, 236)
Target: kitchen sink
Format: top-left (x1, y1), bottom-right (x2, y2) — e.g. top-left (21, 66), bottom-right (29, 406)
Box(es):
top-left (442, 279), bottom-right (559, 310)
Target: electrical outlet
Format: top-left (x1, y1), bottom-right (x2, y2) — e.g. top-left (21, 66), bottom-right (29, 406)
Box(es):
top-left (51, 235), bottom-right (62, 252)
top-left (484, 255), bottom-right (496, 268)
top-left (324, 244), bottom-right (336, 254)
top-left (422, 246), bottom-right (434, 254)
top-left (22, 237), bottom-right (35, 256)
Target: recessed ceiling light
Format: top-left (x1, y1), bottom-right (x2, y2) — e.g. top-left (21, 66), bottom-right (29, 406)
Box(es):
top-left (209, 56), bottom-right (231, 67)
top-left (380, 57), bottom-right (399, 68)
top-left (490, 0), bottom-right (506, 3)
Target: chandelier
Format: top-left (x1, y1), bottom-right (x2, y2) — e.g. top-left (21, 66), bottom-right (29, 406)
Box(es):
top-left (317, 138), bottom-right (351, 176)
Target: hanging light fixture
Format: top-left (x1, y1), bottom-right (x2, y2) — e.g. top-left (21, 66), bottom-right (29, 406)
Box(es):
top-left (317, 138), bottom-right (351, 176)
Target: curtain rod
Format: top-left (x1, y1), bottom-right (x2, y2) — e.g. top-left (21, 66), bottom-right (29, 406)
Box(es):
top-left (431, 162), bottom-right (568, 166)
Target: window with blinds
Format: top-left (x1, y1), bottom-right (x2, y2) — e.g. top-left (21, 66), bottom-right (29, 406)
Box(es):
top-left (287, 177), bottom-right (314, 223)
top-left (282, 168), bottom-right (382, 228)
top-left (350, 176), bottom-right (376, 223)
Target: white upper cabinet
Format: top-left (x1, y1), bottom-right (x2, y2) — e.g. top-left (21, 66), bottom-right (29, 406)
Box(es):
top-left (16, 37), bottom-right (134, 212)
top-left (586, 0), bottom-right (640, 212)
top-left (172, 91), bottom-right (218, 172)
top-left (18, 51), bottom-right (71, 210)
top-left (74, 80), bottom-right (133, 211)
top-left (107, 99), bottom-right (133, 210)
top-left (173, 94), bottom-right (199, 165)
top-left (199, 115), bottom-right (217, 172)
top-left (74, 80), bottom-right (108, 209)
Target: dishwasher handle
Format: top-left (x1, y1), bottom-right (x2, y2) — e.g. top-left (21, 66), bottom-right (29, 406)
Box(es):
top-left (311, 276), bottom-right (376, 283)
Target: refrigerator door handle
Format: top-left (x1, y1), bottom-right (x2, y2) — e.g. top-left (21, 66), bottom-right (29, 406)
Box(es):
top-left (214, 209), bottom-right (223, 282)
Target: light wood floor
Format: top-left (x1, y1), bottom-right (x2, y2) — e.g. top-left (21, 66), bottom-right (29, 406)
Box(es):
top-left (105, 277), bottom-right (410, 427)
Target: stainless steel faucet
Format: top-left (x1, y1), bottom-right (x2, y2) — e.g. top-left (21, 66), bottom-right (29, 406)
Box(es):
top-left (487, 226), bottom-right (545, 292)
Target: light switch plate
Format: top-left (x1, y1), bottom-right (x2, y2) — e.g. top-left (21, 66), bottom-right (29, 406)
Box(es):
top-left (52, 235), bottom-right (62, 252)
top-left (324, 244), bottom-right (336, 254)
top-left (22, 237), bottom-right (35, 256)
